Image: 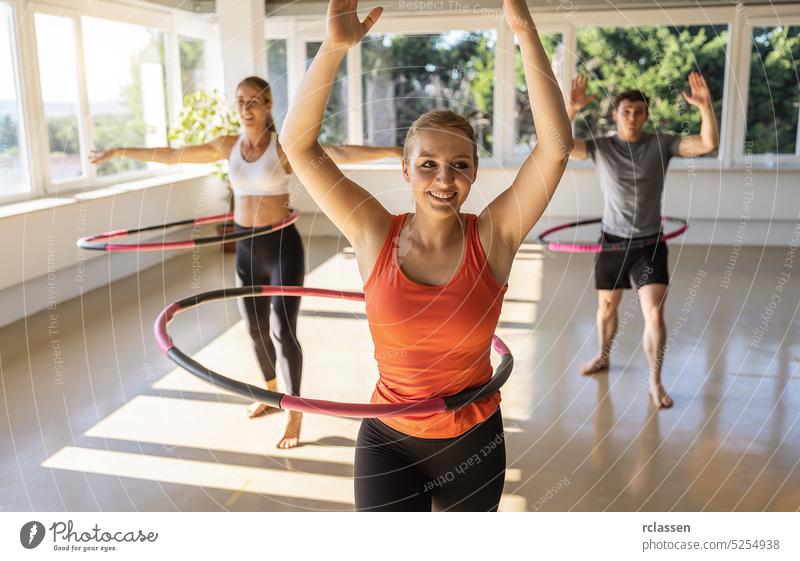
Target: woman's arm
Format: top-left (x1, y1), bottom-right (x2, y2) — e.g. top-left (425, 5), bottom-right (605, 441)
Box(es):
top-left (89, 135), bottom-right (236, 165)
top-left (279, 0), bottom-right (389, 249)
top-left (321, 144), bottom-right (403, 164)
top-left (276, 141), bottom-right (401, 175)
top-left (481, 0), bottom-right (573, 252)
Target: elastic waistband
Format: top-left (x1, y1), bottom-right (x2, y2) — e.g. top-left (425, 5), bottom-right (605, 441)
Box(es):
top-left (601, 230), bottom-right (663, 243)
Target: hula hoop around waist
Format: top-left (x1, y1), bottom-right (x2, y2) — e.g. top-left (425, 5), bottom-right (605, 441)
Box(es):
top-left (538, 216), bottom-right (687, 253)
top-left (77, 210), bottom-right (299, 252)
top-left (154, 285), bottom-right (513, 418)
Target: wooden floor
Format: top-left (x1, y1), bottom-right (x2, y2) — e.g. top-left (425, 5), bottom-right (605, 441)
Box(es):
top-left (1, 236), bottom-right (798, 511)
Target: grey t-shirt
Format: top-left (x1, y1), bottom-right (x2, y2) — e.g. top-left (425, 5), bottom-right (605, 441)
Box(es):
top-left (586, 132), bottom-right (682, 238)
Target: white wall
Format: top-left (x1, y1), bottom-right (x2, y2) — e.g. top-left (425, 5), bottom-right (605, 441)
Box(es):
top-left (0, 173), bottom-right (229, 328)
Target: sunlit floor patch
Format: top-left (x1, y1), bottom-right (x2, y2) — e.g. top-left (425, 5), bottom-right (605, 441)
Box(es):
top-left (85, 395), bottom-right (359, 465)
top-left (42, 447), bottom-right (355, 505)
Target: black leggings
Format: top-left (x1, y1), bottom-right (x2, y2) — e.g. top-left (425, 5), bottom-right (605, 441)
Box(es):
top-left (235, 223), bottom-right (305, 396)
top-left (355, 409), bottom-right (506, 511)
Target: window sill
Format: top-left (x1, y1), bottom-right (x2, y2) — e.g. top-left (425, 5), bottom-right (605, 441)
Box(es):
top-left (0, 167), bottom-right (213, 219)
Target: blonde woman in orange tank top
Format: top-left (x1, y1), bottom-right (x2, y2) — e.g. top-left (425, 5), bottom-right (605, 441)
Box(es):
top-left (282, 0), bottom-right (573, 511)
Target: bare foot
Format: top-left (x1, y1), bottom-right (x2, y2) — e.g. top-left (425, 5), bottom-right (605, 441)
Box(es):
top-left (580, 355), bottom-right (609, 375)
top-left (276, 410), bottom-right (302, 449)
top-left (246, 402), bottom-right (279, 419)
top-left (648, 383), bottom-right (673, 409)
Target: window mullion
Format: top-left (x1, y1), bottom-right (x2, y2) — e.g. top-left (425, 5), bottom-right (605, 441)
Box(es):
top-left (73, 14), bottom-right (96, 182)
top-left (347, 42), bottom-right (363, 145)
top-left (13, 1), bottom-right (47, 197)
top-left (494, 23), bottom-right (514, 165)
top-left (724, 15), bottom-right (751, 166)
top-left (166, 15), bottom-right (182, 148)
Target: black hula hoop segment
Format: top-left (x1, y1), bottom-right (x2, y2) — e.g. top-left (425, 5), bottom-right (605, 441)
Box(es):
top-left (538, 216), bottom-right (688, 253)
top-left (154, 285), bottom-right (514, 418)
top-left (77, 210), bottom-right (299, 252)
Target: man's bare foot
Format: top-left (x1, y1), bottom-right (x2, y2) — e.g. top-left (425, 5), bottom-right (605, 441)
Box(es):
top-left (246, 402), bottom-right (279, 419)
top-left (648, 383), bottom-right (673, 409)
top-left (276, 410), bottom-right (302, 449)
top-left (580, 355), bottom-right (609, 375)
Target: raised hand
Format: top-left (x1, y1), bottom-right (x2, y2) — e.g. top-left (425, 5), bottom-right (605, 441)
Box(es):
top-left (326, 0), bottom-right (382, 49)
top-left (682, 71), bottom-right (713, 108)
top-left (89, 148), bottom-right (117, 164)
top-left (502, 0), bottom-right (536, 36)
top-left (568, 74), bottom-right (596, 113)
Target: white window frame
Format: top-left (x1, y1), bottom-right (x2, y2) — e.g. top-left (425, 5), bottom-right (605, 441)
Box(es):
top-left (1, 0), bottom-right (38, 204)
top-left (267, 4), bottom-right (800, 171)
top-left (731, 14), bottom-right (800, 166)
top-left (9, 0), bottom-right (217, 200)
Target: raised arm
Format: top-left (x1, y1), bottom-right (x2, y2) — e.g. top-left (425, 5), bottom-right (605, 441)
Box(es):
top-left (280, 0), bottom-right (388, 249)
top-left (566, 74), bottom-right (594, 160)
top-left (677, 71), bottom-right (719, 157)
top-left (481, 0), bottom-right (573, 252)
top-left (89, 135), bottom-right (237, 165)
top-left (321, 144), bottom-right (403, 164)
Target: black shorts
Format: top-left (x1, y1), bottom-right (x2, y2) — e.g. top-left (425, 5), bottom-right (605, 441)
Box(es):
top-left (594, 231), bottom-right (669, 290)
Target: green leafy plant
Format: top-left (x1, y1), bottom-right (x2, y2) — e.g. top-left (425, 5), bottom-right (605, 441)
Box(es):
top-left (168, 89), bottom-right (241, 183)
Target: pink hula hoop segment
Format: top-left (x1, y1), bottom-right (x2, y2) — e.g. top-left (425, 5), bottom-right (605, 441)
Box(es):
top-left (77, 210), bottom-right (299, 252)
top-left (538, 217), bottom-right (688, 253)
top-left (154, 286), bottom-right (513, 418)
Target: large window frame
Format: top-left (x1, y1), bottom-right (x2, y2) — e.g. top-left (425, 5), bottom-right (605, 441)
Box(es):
top-left (0, 0), bottom-right (220, 205)
top-left (266, 3), bottom-right (800, 170)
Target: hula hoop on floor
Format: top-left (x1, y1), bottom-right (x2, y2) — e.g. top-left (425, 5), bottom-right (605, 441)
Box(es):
top-left (77, 209), bottom-right (299, 252)
top-left (154, 285), bottom-right (514, 418)
top-left (538, 216), bottom-right (688, 253)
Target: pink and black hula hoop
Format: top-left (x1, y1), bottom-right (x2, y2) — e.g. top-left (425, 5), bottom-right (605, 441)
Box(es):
top-left (154, 285), bottom-right (514, 418)
top-left (77, 210), bottom-right (299, 252)
top-left (538, 216), bottom-right (687, 253)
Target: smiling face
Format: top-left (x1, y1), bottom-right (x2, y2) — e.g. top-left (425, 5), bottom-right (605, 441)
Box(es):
top-left (613, 99), bottom-right (648, 140)
top-left (236, 82), bottom-right (273, 131)
top-left (402, 126), bottom-right (478, 218)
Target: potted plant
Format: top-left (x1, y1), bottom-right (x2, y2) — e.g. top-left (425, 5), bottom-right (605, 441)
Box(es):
top-left (168, 89), bottom-right (241, 252)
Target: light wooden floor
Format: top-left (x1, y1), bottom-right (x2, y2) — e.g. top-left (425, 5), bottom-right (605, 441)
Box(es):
top-left (1, 236), bottom-right (798, 511)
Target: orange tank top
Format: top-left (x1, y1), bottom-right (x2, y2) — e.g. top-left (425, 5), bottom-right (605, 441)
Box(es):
top-left (363, 213), bottom-right (507, 438)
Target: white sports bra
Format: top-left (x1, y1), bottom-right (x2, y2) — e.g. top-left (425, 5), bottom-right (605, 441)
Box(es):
top-left (228, 132), bottom-right (291, 197)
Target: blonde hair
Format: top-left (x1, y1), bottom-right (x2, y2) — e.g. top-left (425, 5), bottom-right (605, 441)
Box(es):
top-left (403, 110), bottom-right (478, 164)
top-left (236, 76), bottom-right (276, 133)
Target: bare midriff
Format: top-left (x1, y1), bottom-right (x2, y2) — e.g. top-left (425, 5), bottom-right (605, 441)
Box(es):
top-left (234, 193), bottom-right (292, 228)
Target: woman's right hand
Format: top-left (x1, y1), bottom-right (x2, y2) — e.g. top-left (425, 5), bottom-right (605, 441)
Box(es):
top-left (89, 148), bottom-right (118, 164)
top-left (568, 75), bottom-right (596, 113)
top-left (325, 0), bottom-right (382, 49)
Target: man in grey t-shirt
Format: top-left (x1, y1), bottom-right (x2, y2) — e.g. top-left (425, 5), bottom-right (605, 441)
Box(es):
top-left (567, 73), bottom-right (719, 409)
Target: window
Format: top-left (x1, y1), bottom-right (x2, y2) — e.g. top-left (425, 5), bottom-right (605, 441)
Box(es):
top-left (513, 32), bottom-right (564, 156)
top-left (0, 1), bottom-right (28, 195)
top-left (35, 13), bottom-right (84, 182)
top-left (306, 41), bottom-right (348, 144)
top-left (266, 39), bottom-right (288, 130)
top-left (82, 16), bottom-right (168, 177)
top-left (178, 35), bottom-right (207, 99)
top-left (746, 26), bottom-right (800, 155)
top-left (574, 25), bottom-right (728, 154)
top-left (361, 31), bottom-right (496, 156)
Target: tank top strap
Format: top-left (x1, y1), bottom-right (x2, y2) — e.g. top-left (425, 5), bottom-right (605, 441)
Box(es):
top-left (465, 213), bottom-right (483, 268)
top-left (363, 213), bottom-right (406, 290)
top-left (230, 135), bottom-right (244, 163)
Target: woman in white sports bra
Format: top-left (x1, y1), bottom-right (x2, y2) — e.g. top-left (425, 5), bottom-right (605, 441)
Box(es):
top-left (91, 76), bottom-right (401, 448)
